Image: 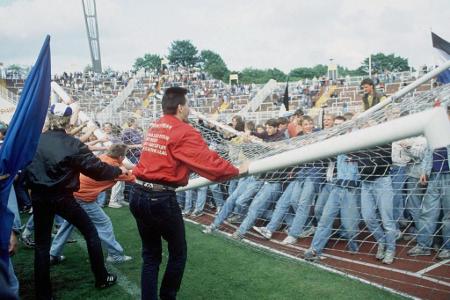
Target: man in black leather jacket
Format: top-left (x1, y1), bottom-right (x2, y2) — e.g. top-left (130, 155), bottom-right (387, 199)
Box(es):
top-left (26, 103), bottom-right (127, 300)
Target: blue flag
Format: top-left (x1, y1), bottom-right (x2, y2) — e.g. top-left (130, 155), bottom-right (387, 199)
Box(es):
top-left (0, 35), bottom-right (51, 264)
top-left (432, 32), bottom-right (450, 84)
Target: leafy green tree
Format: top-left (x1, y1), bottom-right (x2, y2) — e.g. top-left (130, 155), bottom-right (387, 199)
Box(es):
top-left (238, 68), bottom-right (287, 84)
top-left (168, 40), bottom-right (199, 67)
top-left (6, 64), bottom-right (29, 77)
top-left (133, 53), bottom-right (162, 71)
top-left (359, 53), bottom-right (410, 74)
top-left (199, 50), bottom-right (229, 81)
top-left (288, 64), bottom-right (327, 79)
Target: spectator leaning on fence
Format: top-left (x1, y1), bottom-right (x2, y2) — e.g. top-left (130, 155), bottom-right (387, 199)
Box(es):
top-left (408, 105), bottom-right (450, 259)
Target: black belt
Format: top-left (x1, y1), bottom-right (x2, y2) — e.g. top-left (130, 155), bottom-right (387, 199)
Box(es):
top-left (135, 179), bottom-right (176, 192)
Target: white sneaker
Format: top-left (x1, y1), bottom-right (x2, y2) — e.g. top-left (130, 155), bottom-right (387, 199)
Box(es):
top-left (281, 236), bottom-right (297, 245)
top-left (231, 231), bottom-right (244, 240)
top-left (253, 226), bottom-right (272, 239)
top-left (376, 244), bottom-right (385, 260)
top-left (202, 225), bottom-right (216, 234)
top-left (299, 226), bottom-right (316, 238)
top-left (108, 202), bottom-right (122, 208)
top-left (106, 255), bottom-right (132, 263)
top-left (437, 249), bottom-right (450, 260)
top-left (382, 251), bottom-right (395, 264)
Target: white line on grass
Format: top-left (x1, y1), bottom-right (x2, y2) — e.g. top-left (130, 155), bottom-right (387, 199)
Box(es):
top-left (187, 218), bottom-right (420, 300)
top-left (73, 233), bottom-right (141, 298)
top-left (193, 212), bottom-right (450, 288)
top-left (416, 259), bottom-right (450, 275)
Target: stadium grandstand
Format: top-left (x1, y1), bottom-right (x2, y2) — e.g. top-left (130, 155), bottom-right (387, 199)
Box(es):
top-left (1, 58), bottom-right (449, 299)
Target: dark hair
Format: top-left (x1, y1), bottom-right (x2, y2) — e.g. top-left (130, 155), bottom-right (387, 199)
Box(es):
top-left (360, 78), bottom-right (374, 87)
top-left (162, 87), bottom-right (188, 115)
top-left (301, 115), bottom-right (314, 125)
top-left (245, 121), bottom-right (255, 131)
top-left (343, 112), bottom-right (354, 120)
top-left (232, 115), bottom-right (245, 132)
top-left (294, 109), bottom-right (304, 117)
top-left (277, 117), bottom-right (289, 125)
top-left (107, 144), bottom-right (128, 158)
top-left (265, 118), bottom-right (279, 128)
top-left (335, 115), bottom-right (346, 122)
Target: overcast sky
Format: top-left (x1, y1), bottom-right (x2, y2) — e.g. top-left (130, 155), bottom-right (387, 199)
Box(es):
top-left (0, 0), bottom-right (449, 74)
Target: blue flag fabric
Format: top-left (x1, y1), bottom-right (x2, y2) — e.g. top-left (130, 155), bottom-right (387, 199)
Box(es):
top-left (432, 32), bottom-right (450, 84)
top-left (0, 35), bottom-right (51, 264)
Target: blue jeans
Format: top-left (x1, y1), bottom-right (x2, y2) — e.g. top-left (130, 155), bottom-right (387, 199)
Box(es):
top-left (176, 192), bottom-right (185, 207)
top-left (266, 180), bottom-right (303, 232)
top-left (416, 172), bottom-right (450, 249)
top-left (213, 177), bottom-right (261, 227)
top-left (404, 177), bottom-right (426, 232)
top-left (96, 191), bottom-right (107, 207)
top-left (390, 165), bottom-right (408, 227)
top-left (361, 176), bottom-right (396, 252)
top-left (182, 190), bottom-right (197, 213)
top-left (50, 199), bottom-right (124, 258)
top-left (234, 178), bottom-right (264, 217)
top-left (194, 184), bottom-right (224, 212)
top-left (8, 257), bottom-right (19, 298)
top-left (289, 178), bottom-right (319, 238)
top-left (238, 182), bottom-right (282, 235)
top-left (311, 186), bottom-right (360, 254)
top-left (7, 187), bottom-right (21, 232)
top-left (228, 179), bottom-right (239, 196)
top-left (314, 182), bottom-right (333, 224)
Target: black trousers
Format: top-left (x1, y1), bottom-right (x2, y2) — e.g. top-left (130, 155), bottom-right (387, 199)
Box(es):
top-left (129, 185), bottom-right (187, 300)
top-left (32, 191), bottom-right (108, 300)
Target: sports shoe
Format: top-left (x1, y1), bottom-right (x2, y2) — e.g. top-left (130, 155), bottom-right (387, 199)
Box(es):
top-left (382, 250), bottom-right (395, 264)
top-left (304, 249), bottom-right (320, 261)
top-left (118, 200), bottom-right (129, 206)
top-left (21, 235), bottom-right (35, 248)
top-left (407, 245), bottom-right (432, 257)
top-left (252, 226), bottom-right (272, 239)
top-left (108, 202), bottom-right (122, 208)
top-left (49, 255), bottom-right (66, 265)
top-left (281, 236), bottom-right (297, 245)
top-left (95, 273), bottom-right (117, 289)
top-left (299, 226), bottom-right (316, 238)
top-left (191, 210), bottom-right (204, 217)
top-left (106, 255), bottom-right (132, 263)
top-left (202, 225), bottom-right (217, 234)
top-left (228, 215), bottom-right (244, 224)
top-left (437, 249), bottom-right (450, 260)
top-left (375, 244), bottom-right (385, 260)
top-left (231, 231), bottom-right (244, 240)
top-left (182, 210), bottom-right (191, 216)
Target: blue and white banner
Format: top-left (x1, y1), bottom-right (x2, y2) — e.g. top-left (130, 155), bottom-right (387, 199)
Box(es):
top-left (432, 32), bottom-right (450, 84)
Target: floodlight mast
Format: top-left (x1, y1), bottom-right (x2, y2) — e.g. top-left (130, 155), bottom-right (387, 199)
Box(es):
top-left (82, 0), bottom-right (102, 73)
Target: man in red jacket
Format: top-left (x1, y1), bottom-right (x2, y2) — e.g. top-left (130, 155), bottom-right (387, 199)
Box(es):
top-left (131, 87), bottom-right (247, 300)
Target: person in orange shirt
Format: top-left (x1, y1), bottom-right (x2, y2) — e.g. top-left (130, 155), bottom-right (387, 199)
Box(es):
top-left (49, 144), bottom-right (135, 263)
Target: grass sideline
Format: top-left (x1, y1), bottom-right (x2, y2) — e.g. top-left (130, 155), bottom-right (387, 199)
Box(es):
top-left (13, 208), bottom-right (405, 299)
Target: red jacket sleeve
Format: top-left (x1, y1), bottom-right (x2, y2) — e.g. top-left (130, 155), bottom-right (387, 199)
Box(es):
top-left (171, 128), bottom-right (239, 182)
